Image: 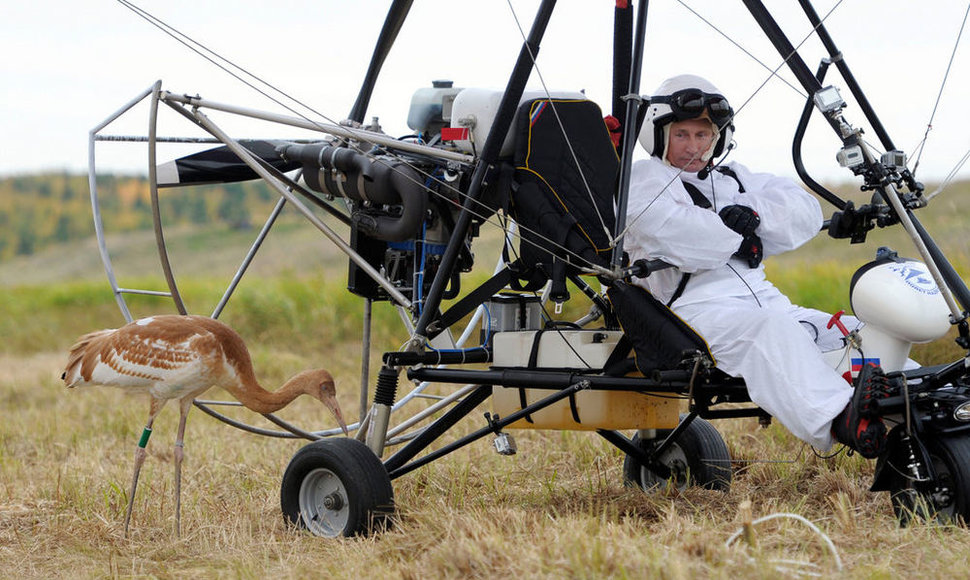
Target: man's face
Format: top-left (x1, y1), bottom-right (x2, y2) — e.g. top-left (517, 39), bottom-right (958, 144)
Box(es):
top-left (665, 118), bottom-right (715, 173)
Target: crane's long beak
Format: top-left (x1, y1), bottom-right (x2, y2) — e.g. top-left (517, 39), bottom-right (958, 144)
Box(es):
top-left (323, 394), bottom-right (350, 436)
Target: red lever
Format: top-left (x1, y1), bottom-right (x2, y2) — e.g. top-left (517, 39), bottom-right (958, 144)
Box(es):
top-left (827, 309), bottom-right (850, 337)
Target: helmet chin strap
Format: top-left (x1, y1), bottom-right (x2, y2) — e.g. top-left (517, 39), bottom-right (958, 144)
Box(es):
top-left (660, 124), bottom-right (674, 167)
top-left (701, 122), bottom-right (720, 162)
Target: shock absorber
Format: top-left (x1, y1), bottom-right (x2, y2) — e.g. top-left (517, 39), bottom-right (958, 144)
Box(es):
top-left (365, 366), bottom-right (400, 456)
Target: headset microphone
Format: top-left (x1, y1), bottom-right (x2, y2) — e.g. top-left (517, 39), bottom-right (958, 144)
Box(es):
top-left (697, 140), bottom-right (736, 180)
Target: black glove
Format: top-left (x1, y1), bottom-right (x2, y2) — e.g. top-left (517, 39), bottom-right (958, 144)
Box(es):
top-left (718, 204), bottom-right (760, 237)
top-left (734, 233), bottom-right (763, 268)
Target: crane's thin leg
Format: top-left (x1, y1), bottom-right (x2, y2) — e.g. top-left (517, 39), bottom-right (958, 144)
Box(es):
top-left (125, 398), bottom-right (164, 537)
top-left (173, 397), bottom-right (193, 537)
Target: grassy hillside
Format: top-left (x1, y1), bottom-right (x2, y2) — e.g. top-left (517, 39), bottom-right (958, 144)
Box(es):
top-left (0, 173), bottom-right (296, 262)
top-left (0, 218), bottom-right (351, 288)
top-left (2, 173), bottom-right (967, 282)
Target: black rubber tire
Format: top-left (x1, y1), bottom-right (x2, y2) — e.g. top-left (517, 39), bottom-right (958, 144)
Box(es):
top-left (281, 438), bottom-right (394, 537)
top-left (889, 434), bottom-right (970, 526)
top-left (622, 416), bottom-right (732, 492)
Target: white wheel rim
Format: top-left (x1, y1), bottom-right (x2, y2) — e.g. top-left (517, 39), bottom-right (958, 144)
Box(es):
top-left (299, 467), bottom-right (350, 537)
top-left (639, 443), bottom-right (690, 491)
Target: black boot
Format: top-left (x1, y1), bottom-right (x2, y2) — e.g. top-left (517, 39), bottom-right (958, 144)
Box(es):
top-left (852, 362), bottom-right (895, 417)
top-left (832, 364), bottom-right (893, 458)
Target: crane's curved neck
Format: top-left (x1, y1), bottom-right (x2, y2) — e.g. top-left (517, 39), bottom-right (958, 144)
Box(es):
top-left (226, 374), bottom-right (306, 414)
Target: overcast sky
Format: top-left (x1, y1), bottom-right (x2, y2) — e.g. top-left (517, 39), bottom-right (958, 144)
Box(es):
top-left (2, 0), bottom-right (969, 184)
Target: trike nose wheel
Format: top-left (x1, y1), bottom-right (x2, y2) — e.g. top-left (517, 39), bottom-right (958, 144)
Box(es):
top-left (622, 416), bottom-right (732, 492)
top-left (281, 438), bottom-right (394, 537)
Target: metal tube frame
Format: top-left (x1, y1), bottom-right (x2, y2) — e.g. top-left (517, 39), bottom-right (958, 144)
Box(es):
top-left (409, 0), bottom-right (559, 343)
top-left (148, 84), bottom-right (188, 315)
top-left (743, 0), bottom-right (969, 325)
top-left (89, 83), bottom-right (502, 445)
top-left (360, 298), bottom-right (373, 424)
top-left (357, 0), bottom-right (561, 457)
top-left (795, 0), bottom-right (897, 152)
top-left (88, 81), bottom-right (167, 323)
top-left (210, 196), bottom-right (288, 319)
top-left (791, 59), bottom-right (846, 208)
top-left (611, 0), bottom-right (650, 269)
top-left (170, 102), bottom-right (414, 308)
top-left (159, 92), bottom-right (475, 166)
top-left (88, 2), bottom-right (970, 490)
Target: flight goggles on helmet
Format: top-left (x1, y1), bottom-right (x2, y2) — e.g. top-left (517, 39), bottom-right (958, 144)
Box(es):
top-left (650, 89), bottom-right (733, 126)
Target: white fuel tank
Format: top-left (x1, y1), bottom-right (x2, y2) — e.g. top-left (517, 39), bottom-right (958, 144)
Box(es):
top-left (407, 80), bottom-right (463, 133)
top-left (490, 330), bottom-right (681, 430)
top-left (448, 88), bottom-right (586, 157)
top-left (850, 254), bottom-right (951, 344)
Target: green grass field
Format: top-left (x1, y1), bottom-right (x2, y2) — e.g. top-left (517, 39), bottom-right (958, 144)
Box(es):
top-left (2, 188), bottom-right (970, 577)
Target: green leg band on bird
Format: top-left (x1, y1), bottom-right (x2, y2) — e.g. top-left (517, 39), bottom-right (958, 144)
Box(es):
top-left (138, 427), bottom-right (152, 448)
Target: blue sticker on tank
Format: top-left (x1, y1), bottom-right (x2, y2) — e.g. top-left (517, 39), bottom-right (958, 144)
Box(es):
top-left (888, 263), bottom-right (940, 295)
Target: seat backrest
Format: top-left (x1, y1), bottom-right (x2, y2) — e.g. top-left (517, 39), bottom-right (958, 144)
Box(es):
top-left (508, 98), bottom-right (620, 295)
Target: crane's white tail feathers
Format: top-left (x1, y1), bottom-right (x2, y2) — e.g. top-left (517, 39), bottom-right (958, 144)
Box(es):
top-left (62, 328), bottom-right (114, 387)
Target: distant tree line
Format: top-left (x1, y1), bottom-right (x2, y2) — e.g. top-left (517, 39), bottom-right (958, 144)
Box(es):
top-left (0, 173), bottom-right (283, 261)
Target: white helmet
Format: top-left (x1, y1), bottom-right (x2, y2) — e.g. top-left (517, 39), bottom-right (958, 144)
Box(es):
top-left (638, 74), bottom-right (735, 163)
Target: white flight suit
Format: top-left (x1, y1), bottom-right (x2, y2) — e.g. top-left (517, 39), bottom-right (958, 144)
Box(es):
top-left (624, 156), bottom-right (855, 449)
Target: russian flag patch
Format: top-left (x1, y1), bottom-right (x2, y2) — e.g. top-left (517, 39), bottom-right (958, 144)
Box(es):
top-left (530, 101), bottom-right (548, 126)
top-left (851, 358), bottom-right (880, 373)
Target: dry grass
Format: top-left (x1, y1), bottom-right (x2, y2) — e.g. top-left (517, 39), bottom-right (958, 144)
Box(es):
top-left (3, 344), bottom-right (970, 578)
